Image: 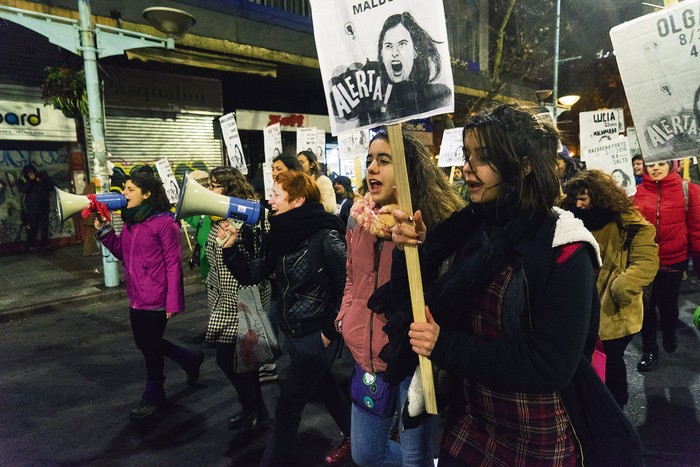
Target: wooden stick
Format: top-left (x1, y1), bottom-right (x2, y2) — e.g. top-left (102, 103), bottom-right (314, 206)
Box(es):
top-left (181, 220), bottom-right (193, 252)
top-left (448, 166), bottom-right (455, 185)
top-left (387, 124), bottom-right (438, 414)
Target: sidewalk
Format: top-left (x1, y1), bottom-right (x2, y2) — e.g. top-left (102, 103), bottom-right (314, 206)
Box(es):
top-left (0, 239), bottom-right (201, 323)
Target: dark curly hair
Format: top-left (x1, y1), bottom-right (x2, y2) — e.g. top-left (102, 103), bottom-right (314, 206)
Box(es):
top-left (463, 103), bottom-right (561, 215)
top-left (560, 169), bottom-right (633, 214)
top-left (129, 170), bottom-right (171, 211)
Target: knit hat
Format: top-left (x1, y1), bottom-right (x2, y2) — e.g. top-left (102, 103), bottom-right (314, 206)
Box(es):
top-left (333, 175), bottom-right (353, 193)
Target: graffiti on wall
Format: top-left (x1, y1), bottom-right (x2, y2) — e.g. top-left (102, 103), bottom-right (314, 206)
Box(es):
top-left (0, 149), bottom-right (74, 248)
top-left (108, 160), bottom-right (211, 194)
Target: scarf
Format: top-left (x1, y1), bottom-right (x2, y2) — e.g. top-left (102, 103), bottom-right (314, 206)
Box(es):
top-left (121, 203), bottom-right (158, 224)
top-left (452, 179), bottom-right (465, 188)
top-left (268, 201), bottom-right (344, 254)
top-left (570, 206), bottom-right (617, 232)
top-left (349, 193), bottom-right (397, 239)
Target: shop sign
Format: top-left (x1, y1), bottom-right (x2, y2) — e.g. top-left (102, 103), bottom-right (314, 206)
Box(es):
top-left (236, 109), bottom-right (331, 133)
top-left (0, 100), bottom-right (76, 141)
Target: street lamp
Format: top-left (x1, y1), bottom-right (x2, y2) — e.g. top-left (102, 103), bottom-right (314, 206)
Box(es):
top-left (0, 1), bottom-right (194, 286)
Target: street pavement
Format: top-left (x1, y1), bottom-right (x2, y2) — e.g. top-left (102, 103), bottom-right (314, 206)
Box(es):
top-left (1, 243), bottom-right (699, 466)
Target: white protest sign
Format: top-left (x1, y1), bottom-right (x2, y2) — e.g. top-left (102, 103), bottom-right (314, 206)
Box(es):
top-left (309, 0), bottom-right (454, 135)
top-left (316, 129), bottom-right (327, 163)
top-left (610, 0), bottom-right (700, 163)
top-left (579, 109), bottom-right (624, 158)
top-left (154, 159), bottom-right (180, 204)
top-left (263, 123), bottom-right (283, 199)
top-left (437, 127), bottom-right (465, 167)
top-left (582, 137), bottom-right (637, 197)
top-left (219, 112), bottom-right (247, 175)
top-left (338, 129), bottom-right (371, 160)
top-left (297, 127), bottom-right (318, 154)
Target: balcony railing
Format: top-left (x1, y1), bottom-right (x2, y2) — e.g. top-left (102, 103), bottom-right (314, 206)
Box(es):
top-left (248, 0), bottom-right (311, 17)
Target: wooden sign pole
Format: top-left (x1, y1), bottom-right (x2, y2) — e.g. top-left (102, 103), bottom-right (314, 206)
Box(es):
top-left (387, 124), bottom-right (438, 414)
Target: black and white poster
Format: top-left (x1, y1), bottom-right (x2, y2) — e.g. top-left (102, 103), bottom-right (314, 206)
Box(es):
top-left (309, 0), bottom-right (454, 135)
top-left (219, 112), bottom-right (248, 175)
top-left (610, 0), bottom-right (700, 163)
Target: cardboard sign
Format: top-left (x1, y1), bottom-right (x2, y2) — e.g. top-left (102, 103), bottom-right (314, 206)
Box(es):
top-left (219, 112), bottom-right (247, 175)
top-left (263, 123), bottom-right (283, 199)
top-left (610, 0), bottom-right (700, 163)
top-left (338, 129), bottom-right (371, 160)
top-left (582, 137), bottom-right (637, 197)
top-left (309, 0), bottom-right (454, 135)
top-left (437, 127), bottom-right (465, 167)
top-left (579, 109), bottom-right (624, 158)
top-left (154, 158), bottom-right (180, 204)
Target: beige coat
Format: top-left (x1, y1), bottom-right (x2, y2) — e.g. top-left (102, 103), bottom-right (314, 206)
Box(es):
top-left (593, 210), bottom-right (658, 340)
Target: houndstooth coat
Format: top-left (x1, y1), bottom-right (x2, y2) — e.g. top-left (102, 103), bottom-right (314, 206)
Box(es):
top-left (205, 219), bottom-right (271, 344)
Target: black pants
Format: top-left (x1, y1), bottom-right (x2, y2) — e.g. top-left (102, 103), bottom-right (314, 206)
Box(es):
top-left (216, 343), bottom-right (262, 408)
top-left (601, 334), bottom-right (635, 408)
top-left (27, 209), bottom-right (49, 249)
top-left (130, 309), bottom-right (194, 402)
top-left (641, 266), bottom-right (685, 353)
top-left (260, 332), bottom-right (351, 467)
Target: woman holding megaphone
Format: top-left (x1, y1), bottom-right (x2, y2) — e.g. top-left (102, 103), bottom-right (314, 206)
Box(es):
top-left (95, 168), bottom-right (204, 420)
top-left (218, 170), bottom-right (351, 467)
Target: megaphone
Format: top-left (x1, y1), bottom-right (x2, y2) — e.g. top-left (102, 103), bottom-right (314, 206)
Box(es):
top-left (54, 187), bottom-right (127, 223)
top-left (174, 171), bottom-right (261, 225)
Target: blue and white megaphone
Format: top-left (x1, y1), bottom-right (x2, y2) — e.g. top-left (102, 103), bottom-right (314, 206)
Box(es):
top-left (54, 187), bottom-right (127, 223)
top-left (174, 171), bottom-right (261, 225)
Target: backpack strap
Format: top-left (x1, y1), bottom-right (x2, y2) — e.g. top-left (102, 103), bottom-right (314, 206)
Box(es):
top-left (623, 223), bottom-right (642, 251)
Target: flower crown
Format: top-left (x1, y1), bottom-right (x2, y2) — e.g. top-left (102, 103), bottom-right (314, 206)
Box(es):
top-left (350, 193), bottom-right (397, 239)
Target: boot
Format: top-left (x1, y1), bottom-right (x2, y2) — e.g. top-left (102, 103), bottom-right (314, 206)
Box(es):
top-left (228, 402), bottom-right (268, 431)
top-left (324, 435), bottom-right (351, 466)
top-left (185, 349), bottom-right (205, 385)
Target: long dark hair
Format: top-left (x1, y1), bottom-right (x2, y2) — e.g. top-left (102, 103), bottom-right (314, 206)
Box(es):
top-left (463, 104), bottom-right (561, 215)
top-left (209, 166), bottom-right (256, 199)
top-left (297, 150), bottom-right (320, 178)
top-left (369, 130), bottom-right (463, 229)
top-left (377, 12), bottom-right (442, 86)
top-left (561, 169), bottom-right (633, 215)
top-left (129, 170), bottom-right (170, 211)
top-left (272, 154), bottom-right (303, 172)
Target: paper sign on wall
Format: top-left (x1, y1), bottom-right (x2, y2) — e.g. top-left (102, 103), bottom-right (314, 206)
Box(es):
top-left (437, 127), bottom-right (465, 167)
top-left (338, 130), bottom-right (371, 160)
top-left (263, 123), bottom-right (283, 199)
top-left (309, 0), bottom-right (454, 135)
top-left (219, 112), bottom-right (247, 175)
top-left (610, 0), bottom-right (700, 163)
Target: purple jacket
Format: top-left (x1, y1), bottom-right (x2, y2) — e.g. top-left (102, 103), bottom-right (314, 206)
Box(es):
top-left (99, 212), bottom-right (184, 313)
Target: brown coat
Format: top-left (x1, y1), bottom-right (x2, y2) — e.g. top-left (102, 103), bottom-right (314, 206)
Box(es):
top-left (593, 210), bottom-right (658, 341)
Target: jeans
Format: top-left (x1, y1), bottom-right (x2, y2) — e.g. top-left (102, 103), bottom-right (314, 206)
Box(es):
top-left (260, 332), bottom-right (351, 467)
top-left (130, 309), bottom-right (197, 403)
top-left (641, 266), bottom-right (685, 353)
top-left (351, 376), bottom-right (438, 467)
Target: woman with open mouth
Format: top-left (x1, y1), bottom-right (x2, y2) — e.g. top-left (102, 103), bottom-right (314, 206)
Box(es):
top-left (387, 104), bottom-right (643, 466)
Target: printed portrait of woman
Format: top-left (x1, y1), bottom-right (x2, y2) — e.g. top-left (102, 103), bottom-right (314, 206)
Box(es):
top-left (376, 11), bottom-right (451, 119)
top-left (611, 168), bottom-right (632, 188)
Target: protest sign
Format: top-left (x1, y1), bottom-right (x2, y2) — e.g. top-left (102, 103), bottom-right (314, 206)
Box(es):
top-left (610, 0), bottom-right (700, 163)
top-left (338, 129), bottom-right (371, 160)
top-left (579, 109), bottom-right (624, 158)
top-left (263, 123), bottom-right (283, 199)
top-left (316, 129), bottom-right (327, 162)
top-left (296, 127), bottom-right (318, 155)
top-left (582, 137), bottom-right (637, 197)
top-left (219, 112), bottom-right (247, 175)
top-left (154, 158), bottom-right (180, 204)
top-left (309, 0), bottom-right (454, 135)
top-left (437, 127), bottom-right (465, 167)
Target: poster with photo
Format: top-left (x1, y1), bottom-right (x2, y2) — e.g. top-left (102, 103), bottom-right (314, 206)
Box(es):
top-left (610, 0), bottom-right (700, 163)
top-left (219, 112), bottom-right (248, 175)
top-left (437, 127), bottom-right (465, 167)
top-left (338, 129), bottom-right (371, 160)
top-left (154, 158), bottom-right (180, 204)
top-left (297, 127), bottom-right (319, 154)
top-left (316, 129), bottom-right (327, 162)
top-left (263, 123), bottom-right (283, 199)
top-left (583, 137), bottom-right (637, 197)
top-left (309, 0), bottom-right (454, 135)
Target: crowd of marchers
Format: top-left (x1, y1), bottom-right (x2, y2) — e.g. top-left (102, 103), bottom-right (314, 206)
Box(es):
top-left (69, 103), bottom-right (700, 467)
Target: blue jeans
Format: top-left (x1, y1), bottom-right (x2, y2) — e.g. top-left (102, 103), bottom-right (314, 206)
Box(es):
top-left (351, 375), bottom-right (438, 467)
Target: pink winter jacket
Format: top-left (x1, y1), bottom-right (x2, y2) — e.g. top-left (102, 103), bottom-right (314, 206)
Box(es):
top-left (99, 212), bottom-right (185, 313)
top-left (337, 221), bottom-right (395, 373)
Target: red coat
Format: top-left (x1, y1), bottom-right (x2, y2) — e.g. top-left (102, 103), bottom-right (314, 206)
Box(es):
top-left (634, 171), bottom-right (700, 268)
